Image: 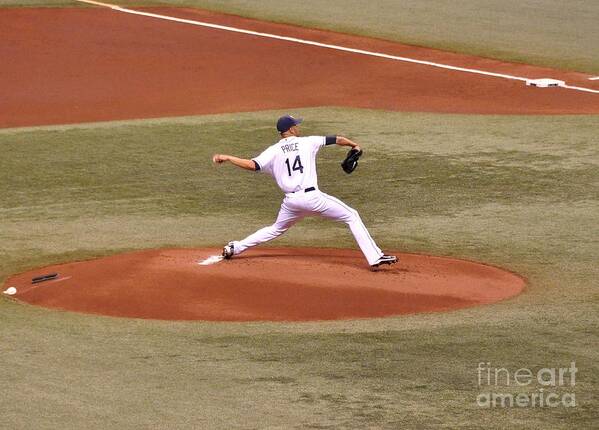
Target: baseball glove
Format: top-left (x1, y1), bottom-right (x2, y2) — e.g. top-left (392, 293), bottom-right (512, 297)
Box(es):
top-left (341, 148), bottom-right (363, 174)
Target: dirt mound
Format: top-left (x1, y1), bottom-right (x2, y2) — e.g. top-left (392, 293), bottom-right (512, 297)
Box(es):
top-left (3, 248), bottom-right (524, 321)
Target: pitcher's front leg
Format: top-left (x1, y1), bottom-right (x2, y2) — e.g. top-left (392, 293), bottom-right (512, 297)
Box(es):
top-left (317, 193), bottom-right (383, 265)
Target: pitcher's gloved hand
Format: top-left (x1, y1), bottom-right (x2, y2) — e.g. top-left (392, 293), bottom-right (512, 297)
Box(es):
top-left (341, 148), bottom-right (363, 174)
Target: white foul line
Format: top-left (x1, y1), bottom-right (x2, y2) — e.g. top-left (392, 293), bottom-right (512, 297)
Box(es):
top-left (76, 0), bottom-right (118, 7)
top-left (76, 0), bottom-right (599, 95)
top-left (589, 77), bottom-right (599, 80)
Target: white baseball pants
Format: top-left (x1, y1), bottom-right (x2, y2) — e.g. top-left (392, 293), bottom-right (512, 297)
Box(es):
top-left (232, 189), bottom-right (383, 265)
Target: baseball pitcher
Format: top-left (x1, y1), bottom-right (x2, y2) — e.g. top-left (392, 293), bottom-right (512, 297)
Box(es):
top-left (212, 114), bottom-right (397, 268)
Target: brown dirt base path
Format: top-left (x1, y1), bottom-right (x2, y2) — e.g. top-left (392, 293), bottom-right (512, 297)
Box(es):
top-left (1, 7), bottom-right (598, 128)
top-left (3, 248), bottom-right (525, 321)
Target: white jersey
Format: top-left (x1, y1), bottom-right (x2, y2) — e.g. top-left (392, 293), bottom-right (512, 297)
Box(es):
top-left (232, 132), bottom-right (387, 265)
top-left (252, 135), bottom-right (333, 194)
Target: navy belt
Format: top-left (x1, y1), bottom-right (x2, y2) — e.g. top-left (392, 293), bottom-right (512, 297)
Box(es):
top-left (292, 186), bottom-right (316, 193)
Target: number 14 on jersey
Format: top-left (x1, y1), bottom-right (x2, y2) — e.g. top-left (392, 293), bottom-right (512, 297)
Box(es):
top-left (285, 155), bottom-right (304, 176)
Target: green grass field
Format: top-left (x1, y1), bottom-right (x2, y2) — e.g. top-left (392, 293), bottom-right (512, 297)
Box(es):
top-left (2, 108), bottom-right (598, 428)
top-left (3, 0), bottom-right (599, 73)
top-left (0, 0), bottom-right (81, 6)
top-left (2, 0), bottom-right (598, 427)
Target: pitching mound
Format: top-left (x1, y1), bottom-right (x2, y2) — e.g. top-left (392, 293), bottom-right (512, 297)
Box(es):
top-left (4, 248), bottom-right (524, 321)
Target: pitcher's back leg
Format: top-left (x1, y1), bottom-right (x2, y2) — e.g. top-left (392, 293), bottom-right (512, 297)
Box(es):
top-left (232, 201), bottom-right (304, 255)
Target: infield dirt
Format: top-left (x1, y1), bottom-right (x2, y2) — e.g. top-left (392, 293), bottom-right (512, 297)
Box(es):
top-left (1, 6), bottom-right (598, 128)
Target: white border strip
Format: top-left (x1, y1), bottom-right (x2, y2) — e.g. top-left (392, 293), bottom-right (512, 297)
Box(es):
top-left (76, 0), bottom-right (118, 6)
top-left (76, 0), bottom-right (599, 95)
top-left (589, 77), bottom-right (599, 81)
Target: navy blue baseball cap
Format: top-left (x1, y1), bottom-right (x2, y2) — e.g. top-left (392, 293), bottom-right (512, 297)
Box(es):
top-left (276, 115), bottom-right (303, 133)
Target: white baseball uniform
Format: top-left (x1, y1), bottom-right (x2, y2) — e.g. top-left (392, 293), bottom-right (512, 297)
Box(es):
top-left (231, 135), bottom-right (384, 265)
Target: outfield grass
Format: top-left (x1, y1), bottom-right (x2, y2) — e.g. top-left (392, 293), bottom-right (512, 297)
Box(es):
top-left (0, 0), bottom-right (82, 6)
top-left (6, 0), bottom-right (597, 73)
top-left (1, 108), bottom-right (598, 428)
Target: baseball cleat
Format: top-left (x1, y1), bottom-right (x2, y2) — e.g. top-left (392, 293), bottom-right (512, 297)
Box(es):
top-left (222, 242), bottom-right (234, 260)
top-left (371, 254), bottom-right (398, 267)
